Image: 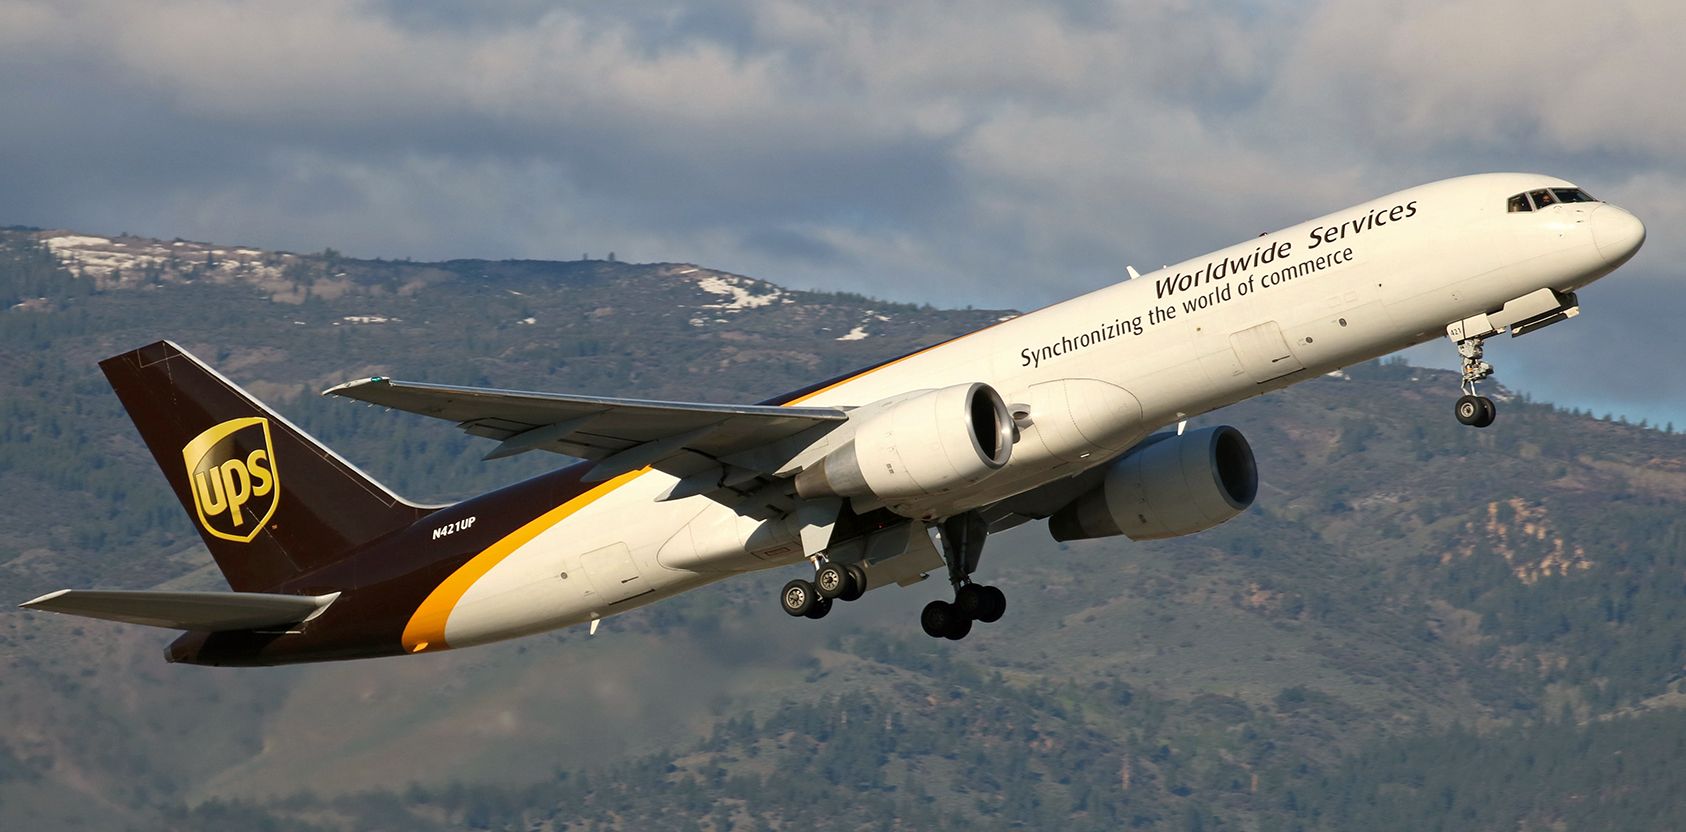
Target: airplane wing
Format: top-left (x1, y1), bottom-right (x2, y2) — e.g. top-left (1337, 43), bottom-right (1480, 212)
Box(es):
top-left (20, 589), bottom-right (339, 631)
top-left (323, 377), bottom-right (848, 485)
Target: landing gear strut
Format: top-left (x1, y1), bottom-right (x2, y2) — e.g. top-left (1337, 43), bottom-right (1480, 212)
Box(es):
top-left (1451, 329), bottom-right (1497, 428)
top-left (920, 512), bottom-right (1008, 640)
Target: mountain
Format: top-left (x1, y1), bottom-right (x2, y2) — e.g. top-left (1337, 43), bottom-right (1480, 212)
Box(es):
top-left (3, 228), bottom-right (1684, 831)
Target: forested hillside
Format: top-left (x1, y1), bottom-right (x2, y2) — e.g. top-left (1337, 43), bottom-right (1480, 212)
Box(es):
top-left (3, 228), bottom-right (1684, 831)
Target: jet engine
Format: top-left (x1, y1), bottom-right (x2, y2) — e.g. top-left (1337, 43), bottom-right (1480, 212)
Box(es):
top-left (795, 382), bottom-right (1015, 501)
top-left (1049, 425), bottom-right (1257, 542)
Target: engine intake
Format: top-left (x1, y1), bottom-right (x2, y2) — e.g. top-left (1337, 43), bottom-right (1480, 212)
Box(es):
top-left (1049, 425), bottom-right (1257, 542)
top-left (795, 382), bottom-right (1015, 501)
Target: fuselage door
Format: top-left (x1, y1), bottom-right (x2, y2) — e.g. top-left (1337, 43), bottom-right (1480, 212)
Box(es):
top-left (1229, 321), bottom-right (1304, 383)
top-left (579, 542), bottom-right (649, 606)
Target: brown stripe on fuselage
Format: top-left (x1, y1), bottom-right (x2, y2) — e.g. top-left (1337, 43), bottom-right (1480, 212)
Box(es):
top-left (759, 330), bottom-right (979, 406)
top-left (168, 463), bottom-right (608, 665)
top-left (775, 309), bottom-right (1027, 407)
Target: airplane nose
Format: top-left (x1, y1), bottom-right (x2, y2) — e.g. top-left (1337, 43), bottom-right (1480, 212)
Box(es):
top-left (1592, 204), bottom-right (1646, 264)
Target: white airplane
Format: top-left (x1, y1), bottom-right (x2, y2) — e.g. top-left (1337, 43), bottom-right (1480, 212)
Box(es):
top-left (21, 173), bottom-right (1645, 665)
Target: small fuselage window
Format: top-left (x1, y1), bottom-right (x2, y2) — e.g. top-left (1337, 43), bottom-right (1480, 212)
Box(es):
top-left (1508, 187), bottom-right (1598, 213)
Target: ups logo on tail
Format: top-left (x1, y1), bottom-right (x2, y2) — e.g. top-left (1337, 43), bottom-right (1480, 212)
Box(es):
top-left (182, 417), bottom-right (279, 543)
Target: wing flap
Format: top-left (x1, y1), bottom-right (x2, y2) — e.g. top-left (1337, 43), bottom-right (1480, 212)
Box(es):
top-left (20, 589), bottom-right (339, 631)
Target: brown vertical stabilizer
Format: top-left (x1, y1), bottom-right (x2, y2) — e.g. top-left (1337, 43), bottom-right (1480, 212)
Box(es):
top-left (100, 341), bottom-right (436, 592)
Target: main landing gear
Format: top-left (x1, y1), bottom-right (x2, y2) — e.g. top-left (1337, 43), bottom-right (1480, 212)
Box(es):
top-left (920, 583), bottom-right (1005, 641)
top-left (1451, 330), bottom-right (1497, 428)
top-left (780, 561), bottom-right (867, 620)
top-left (776, 510), bottom-right (1010, 640)
top-left (919, 512), bottom-right (1007, 641)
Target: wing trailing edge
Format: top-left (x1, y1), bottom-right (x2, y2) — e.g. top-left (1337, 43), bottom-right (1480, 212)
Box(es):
top-left (19, 589), bottom-right (340, 631)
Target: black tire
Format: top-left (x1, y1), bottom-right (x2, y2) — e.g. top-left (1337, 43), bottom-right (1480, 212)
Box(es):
top-left (840, 564), bottom-right (868, 602)
top-left (1455, 395), bottom-right (1482, 426)
top-left (1473, 396), bottom-right (1497, 428)
top-left (921, 600), bottom-right (956, 638)
top-left (815, 563), bottom-right (850, 600)
top-left (944, 614), bottom-right (973, 641)
top-left (781, 579), bottom-right (816, 617)
top-left (804, 597), bottom-right (833, 620)
top-left (954, 583), bottom-right (988, 619)
top-left (976, 585), bottom-right (1007, 623)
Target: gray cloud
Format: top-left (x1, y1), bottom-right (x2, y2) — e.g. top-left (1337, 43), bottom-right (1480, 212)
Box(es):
top-left (0, 0), bottom-right (1680, 423)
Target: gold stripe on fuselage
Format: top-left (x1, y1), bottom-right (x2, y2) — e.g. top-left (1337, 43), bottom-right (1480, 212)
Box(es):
top-left (403, 469), bottom-right (647, 652)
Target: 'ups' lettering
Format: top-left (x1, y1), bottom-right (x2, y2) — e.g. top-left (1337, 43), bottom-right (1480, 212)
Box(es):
top-left (247, 449), bottom-right (273, 497)
top-left (181, 417), bottom-right (280, 543)
top-left (194, 469), bottom-right (227, 515)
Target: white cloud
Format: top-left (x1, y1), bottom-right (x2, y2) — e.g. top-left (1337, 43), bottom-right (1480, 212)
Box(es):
top-left (0, 0), bottom-right (1680, 420)
top-left (1275, 1), bottom-right (1686, 157)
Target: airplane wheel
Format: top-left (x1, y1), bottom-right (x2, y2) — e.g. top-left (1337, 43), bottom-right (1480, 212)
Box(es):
top-left (1455, 395), bottom-right (1482, 426)
top-left (781, 579), bottom-right (817, 617)
top-left (976, 585), bottom-right (1007, 623)
top-left (955, 583), bottom-right (990, 619)
top-left (840, 564), bottom-right (868, 602)
top-left (815, 563), bottom-right (852, 600)
top-left (921, 600), bottom-right (958, 638)
top-left (1473, 396), bottom-right (1497, 428)
top-left (944, 614), bottom-right (973, 641)
top-left (804, 597), bottom-right (833, 620)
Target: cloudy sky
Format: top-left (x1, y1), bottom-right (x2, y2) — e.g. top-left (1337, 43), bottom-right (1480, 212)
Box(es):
top-left (2, 0), bottom-right (1681, 424)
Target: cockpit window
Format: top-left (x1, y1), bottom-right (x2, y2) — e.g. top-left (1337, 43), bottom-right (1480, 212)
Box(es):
top-left (1507, 187), bottom-right (1600, 213)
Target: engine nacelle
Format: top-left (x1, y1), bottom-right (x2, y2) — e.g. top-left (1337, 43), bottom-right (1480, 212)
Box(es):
top-left (795, 382), bottom-right (1015, 501)
top-left (1049, 425), bottom-right (1257, 542)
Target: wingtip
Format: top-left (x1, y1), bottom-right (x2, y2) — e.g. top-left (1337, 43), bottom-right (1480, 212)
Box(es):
top-left (20, 588), bottom-right (71, 609)
top-left (321, 377), bottom-right (386, 398)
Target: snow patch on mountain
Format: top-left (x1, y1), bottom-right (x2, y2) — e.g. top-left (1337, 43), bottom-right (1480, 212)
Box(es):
top-left (46, 235), bottom-right (111, 250)
top-left (39, 232), bottom-right (296, 291)
top-left (694, 273), bottom-right (783, 310)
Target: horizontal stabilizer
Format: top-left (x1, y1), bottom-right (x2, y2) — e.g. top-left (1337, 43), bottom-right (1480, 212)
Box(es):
top-left (19, 589), bottom-right (339, 631)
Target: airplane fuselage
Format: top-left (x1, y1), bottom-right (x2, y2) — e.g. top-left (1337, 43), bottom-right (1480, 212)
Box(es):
top-left (161, 172), bottom-right (1645, 665)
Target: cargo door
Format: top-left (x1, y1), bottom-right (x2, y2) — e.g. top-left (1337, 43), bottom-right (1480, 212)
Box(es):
top-left (1229, 321), bottom-right (1304, 383)
top-left (579, 543), bottom-right (649, 605)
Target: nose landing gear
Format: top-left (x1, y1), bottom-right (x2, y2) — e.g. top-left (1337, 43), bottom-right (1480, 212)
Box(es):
top-left (1445, 289), bottom-right (1585, 429)
top-left (1455, 393), bottom-right (1495, 428)
top-left (1450, 324), bottom-right (1497, 428)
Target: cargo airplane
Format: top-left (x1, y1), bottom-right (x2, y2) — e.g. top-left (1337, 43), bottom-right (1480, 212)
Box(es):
top-left (21, 174), bottom-right (1645, 665)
